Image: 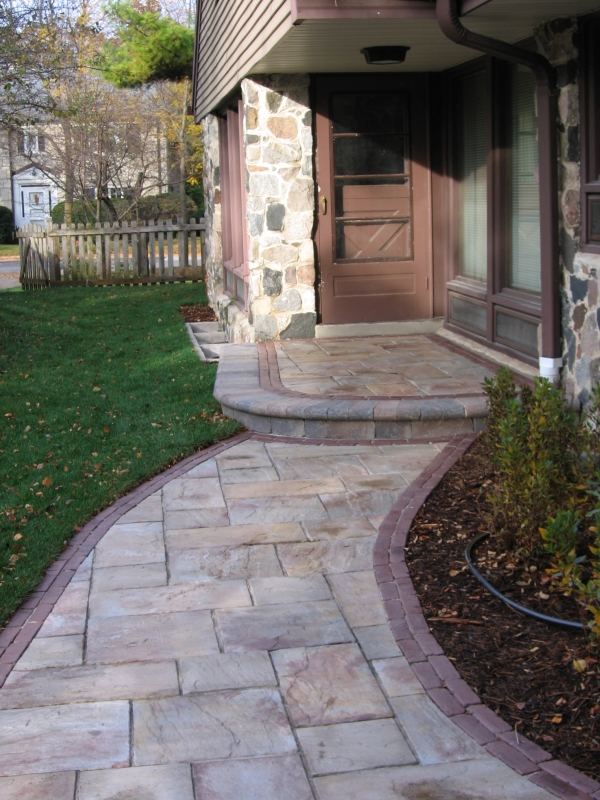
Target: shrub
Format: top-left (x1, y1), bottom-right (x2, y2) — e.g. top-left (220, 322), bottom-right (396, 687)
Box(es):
top-left (483, 368), bottom-right (590, 551)
top-left (51, 194), bottom-right (199, 226)
top-left (0, 205), bottom-right (15, 244)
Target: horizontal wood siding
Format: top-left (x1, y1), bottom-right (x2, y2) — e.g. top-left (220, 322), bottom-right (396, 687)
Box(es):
top-left (195, 0), bottom-right (293, 120)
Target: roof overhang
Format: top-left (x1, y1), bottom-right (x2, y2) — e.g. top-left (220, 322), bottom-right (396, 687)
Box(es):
top-left (252, 0), bottom-right (600, 76)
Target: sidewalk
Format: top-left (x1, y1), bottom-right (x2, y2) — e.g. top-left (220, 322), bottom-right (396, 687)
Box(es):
top-left (0, 435), bottom-right (556, 799)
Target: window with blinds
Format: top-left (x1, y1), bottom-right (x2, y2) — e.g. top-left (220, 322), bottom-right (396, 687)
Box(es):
top-left (458, 70), bottom-right (487, 283)
top-left (509, 65), bottom-right (541, 294)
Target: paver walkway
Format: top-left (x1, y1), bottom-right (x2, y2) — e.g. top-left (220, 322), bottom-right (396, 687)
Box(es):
top-left (275, 335), bottom-right (495, 398)
top-left (0, 437), bottom-right (555, 799)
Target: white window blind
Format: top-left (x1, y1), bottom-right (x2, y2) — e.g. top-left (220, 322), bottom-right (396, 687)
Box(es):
top-left (458, 71), bottom-right (487, 283)
top-left (510, 65), bottom-right (541, 294)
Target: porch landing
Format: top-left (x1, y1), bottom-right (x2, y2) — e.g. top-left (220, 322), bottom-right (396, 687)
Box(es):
top-left (214, 334), bottom-right (513, 440)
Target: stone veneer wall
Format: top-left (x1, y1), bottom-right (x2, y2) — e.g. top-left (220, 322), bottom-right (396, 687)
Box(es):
top-left (536, 18), bottom-right (600, 406)
top-left (200, 74), bottom-right (317, 343)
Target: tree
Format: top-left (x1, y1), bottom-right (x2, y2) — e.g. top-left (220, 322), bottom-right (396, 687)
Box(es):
top-left (99, 0), bottom-right (195, 218)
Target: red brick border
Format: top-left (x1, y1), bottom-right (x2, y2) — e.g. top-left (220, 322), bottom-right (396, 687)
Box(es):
top-left (0, 431), bottom-right (253, 686)
top-left (374, 434), bottom-right (600, 800)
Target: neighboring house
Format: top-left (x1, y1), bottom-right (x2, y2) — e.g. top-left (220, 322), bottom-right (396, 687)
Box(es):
top-left (0, 127), bottom-right (62, 229)
top-left (193, 0), bottom-right (600, 407)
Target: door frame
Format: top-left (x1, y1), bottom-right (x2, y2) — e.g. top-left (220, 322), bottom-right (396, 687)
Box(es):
top-left (313, 72), bottom-right (434, 325)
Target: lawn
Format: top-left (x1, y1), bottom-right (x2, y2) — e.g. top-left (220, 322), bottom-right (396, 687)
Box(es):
top-left (0, 244), bottom-right (19, 258)
top-left (0, 283), bottom-right (240, 628)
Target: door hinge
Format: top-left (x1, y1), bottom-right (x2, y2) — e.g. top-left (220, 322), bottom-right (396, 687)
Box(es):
top-left (426, 277), bottom-right (429, 290)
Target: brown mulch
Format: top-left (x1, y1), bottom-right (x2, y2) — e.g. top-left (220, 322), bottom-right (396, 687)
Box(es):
top-left (178, 303), bottom-right (217, 323)
top-left (406, 435), bottom-right (600, 780)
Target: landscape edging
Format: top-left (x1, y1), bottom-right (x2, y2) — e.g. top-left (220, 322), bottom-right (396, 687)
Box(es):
top-left (374, 433), bottom-right (600, 800)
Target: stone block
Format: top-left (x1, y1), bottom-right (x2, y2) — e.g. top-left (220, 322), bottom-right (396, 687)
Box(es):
top-left (91, 563), bottom-right (167, 593)
top-left (314, 758), bottom-right (557, 800)
top-left (179, 651), bottom-right (277, 693)
top-left (354, 625), bottom-right (401, 660)
top-left (372, 657), bottom-right (425, 698)
top-left (86, 610), bottom-right (219, 664)
top-left (193, 754), bottom-right (312, 800)
top-left (78, 764), bottom-right (195, 800)
top-left (328, 571), bottom-right (388, 628)
top-left (133, 689), bottom-right (295, 765)
top-left (262, 266), bottom-right (283, 296)
top-left (280, 312), bottom-right (316, 339)
top-left (277, 537), bottom-right (376, 576)
top-left (273, 288), bottom-right (301, 311)
top-left (267, 116), bottom-right (299, 139)
top-left (272, 643), bottom-right (391, 727)
top-left (298, 719), bottom-right (415, 775)
top-left (0, 701), bottom-right (130, 775)
top-left (14, 634), bottom-right (83, 671)
top-left (216, 600), bottom-right (353, 652)
top-left (249, 575), bottom-right (332, 605)
top-left (391, 693), bottom-right (486, 765)
top-left (0, 772), bottom-right (76, 800)
top-left (168, 544), bottom-right (283, 583)
top-left (266, 202), bottom-right (286, 231)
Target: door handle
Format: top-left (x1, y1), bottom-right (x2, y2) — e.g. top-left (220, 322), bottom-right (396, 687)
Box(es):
top-left (320, 196), bottom-right (327, 216)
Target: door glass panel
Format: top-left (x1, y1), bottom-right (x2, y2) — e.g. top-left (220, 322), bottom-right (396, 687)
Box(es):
top-left (332, 92), bottom-right (411, 262)
top-left (509, 64), bottom-right (541, 294)
top-left (458, 70), bottom-right (487, 282)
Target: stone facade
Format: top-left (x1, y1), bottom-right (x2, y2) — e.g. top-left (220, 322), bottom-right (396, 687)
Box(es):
top-left (201, 74), bottom-right (317, 343)
top-left (536, 18), bottom-right (600, 406)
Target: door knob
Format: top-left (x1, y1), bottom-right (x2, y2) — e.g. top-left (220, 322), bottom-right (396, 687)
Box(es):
top-left (320, 196), bottom-right (327, 215)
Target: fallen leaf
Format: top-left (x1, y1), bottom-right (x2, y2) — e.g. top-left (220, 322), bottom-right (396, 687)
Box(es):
top-left (516, 702), bottom-right (526, 710)
top-left (13, 534), bottom-right (22, 541)
top-left (93, 386), bottom-right (100, 392)
top-left (24, 425), bottom-right (30, 432)
top-left (449, 569), bottom-right (459, 577)
top-left (539, 592), bottom-right (550, 600)
top-left (41, 477), bottom-right (52, 487)
top-left (573, 658), bottom-right (588, 673)
top-left (103, 427), bottom-right (109, 433)
top-left (551, 716), bottom-right (563, 724)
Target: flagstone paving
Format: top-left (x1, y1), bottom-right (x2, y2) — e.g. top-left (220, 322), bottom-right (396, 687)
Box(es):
top-left (275, 335), bottom-right (496, 398)
top-left (0, 438), bottom-right (556, 799)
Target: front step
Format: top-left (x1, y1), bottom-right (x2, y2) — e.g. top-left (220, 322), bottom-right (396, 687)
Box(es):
top-left (186, 322), bottom-right (227, 363)
top-left (213, 344), bottom-right (488, 441)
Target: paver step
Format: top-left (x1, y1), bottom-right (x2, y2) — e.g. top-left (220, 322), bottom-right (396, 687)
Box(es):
top-left (213, 340), bottom-right (492, 441)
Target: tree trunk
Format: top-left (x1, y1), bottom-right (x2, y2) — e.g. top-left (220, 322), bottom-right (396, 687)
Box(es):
top-left (63, 118), bottom-right (74, 226)
top-left (179, 78), bottom-right (188, 221)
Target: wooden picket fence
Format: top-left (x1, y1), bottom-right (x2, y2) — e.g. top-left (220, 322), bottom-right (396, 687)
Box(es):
top-left (17, 216), bottom-right (206, 289)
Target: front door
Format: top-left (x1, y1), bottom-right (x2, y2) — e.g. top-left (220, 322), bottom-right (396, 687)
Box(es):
top-left (315, 74), bottom-right (432, 324)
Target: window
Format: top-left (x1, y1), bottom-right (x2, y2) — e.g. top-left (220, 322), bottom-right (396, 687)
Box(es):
top-left (446, 57), bottom-right (542, 362)
top-left (457, 69), bottom-right (487, 282)
top-left (509, 65), bottom-right (541, 293)
top-left (18, 130), bottom-right (45, 155)
top-left (580, 12), bottom-right (600, 253)
top-left (219, 99), bottom-right (248, 308)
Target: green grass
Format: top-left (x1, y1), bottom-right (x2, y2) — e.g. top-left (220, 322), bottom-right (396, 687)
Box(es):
top-left (0, 244), bottom-right (19, 258)
top-left (0, 283), bottom-right (240, 627)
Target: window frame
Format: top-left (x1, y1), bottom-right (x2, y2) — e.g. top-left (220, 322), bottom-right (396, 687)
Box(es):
top-left (580, 11), bottom-right (600, 254)
top-left (218, 98), bottom-right (249, 310)
top-left (443, 56), bottom-right (542, 365)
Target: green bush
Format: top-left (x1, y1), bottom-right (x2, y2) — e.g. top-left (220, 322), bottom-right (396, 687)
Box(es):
top-left (51, 193), bottom-right (199, 226)
top-left (483, 367), bottom-right (592, 551)
top-left (0, 205), bottom-right (15, 244)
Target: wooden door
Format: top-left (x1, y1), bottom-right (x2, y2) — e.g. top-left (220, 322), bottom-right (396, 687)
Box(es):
top-left (315, 74), bottom-right (432, 324)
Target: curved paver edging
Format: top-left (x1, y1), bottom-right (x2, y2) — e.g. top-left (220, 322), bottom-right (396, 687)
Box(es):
top-left (0, 432), bottom-right (253, 687)
top-left (374, 433), bottom-right (600, 800)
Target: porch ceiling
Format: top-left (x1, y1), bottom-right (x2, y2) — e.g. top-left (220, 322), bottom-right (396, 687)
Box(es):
top-left (251, 0), bottom-right (600, 74)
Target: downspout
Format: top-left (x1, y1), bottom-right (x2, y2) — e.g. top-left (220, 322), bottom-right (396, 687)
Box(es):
top-left (436, 0), bottom-right (562, 380)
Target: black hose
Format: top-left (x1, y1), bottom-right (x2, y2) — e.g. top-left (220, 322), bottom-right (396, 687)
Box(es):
top-left (465, 532), bottom-right (584, 631)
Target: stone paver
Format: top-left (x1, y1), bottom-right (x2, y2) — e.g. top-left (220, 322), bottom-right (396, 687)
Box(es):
top-left (0, 437), bottom-right (555, 799)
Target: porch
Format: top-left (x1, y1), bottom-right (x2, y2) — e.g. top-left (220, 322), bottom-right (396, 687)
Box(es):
top-left (214, 328), bottom-right (535, 440)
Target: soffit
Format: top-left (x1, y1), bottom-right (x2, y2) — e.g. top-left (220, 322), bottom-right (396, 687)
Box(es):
top-left (251, 0), bottom-right (600, 74)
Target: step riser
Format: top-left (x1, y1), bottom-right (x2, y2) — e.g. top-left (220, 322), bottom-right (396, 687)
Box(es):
top-left (222, 404), bottom-right (487, 440)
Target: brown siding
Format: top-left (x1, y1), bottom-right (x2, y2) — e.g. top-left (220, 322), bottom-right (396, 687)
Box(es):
top-left (194, 0), bottom-right (293, 120)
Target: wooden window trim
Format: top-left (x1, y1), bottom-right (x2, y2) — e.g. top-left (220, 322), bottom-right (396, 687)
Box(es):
top-left (218, 98), bottom-right (249, 309)
top-left (580, 12), bottom-right (600, 254)
top-left (444, 56), bottom-right (542, 361)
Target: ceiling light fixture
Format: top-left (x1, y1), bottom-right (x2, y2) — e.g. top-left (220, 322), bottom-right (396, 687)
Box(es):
top-left (361, 46), bottom-right (410, 65)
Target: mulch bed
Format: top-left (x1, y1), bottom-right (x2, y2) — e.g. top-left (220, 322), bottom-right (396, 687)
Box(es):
top-left (406, 435), bottom-right (600, 780)
top-left (178, 303), bottom-right (217, 323)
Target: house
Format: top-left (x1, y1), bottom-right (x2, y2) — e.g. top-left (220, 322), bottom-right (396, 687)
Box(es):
top-left (0, 127), bottom-right (62, 228)
top-left (193, 0), bottom-right (600, 407)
